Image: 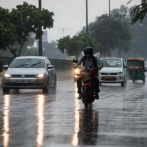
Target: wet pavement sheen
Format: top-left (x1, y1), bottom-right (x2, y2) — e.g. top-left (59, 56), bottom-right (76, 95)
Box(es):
top-left (0, 72), bottom-right (147, 147)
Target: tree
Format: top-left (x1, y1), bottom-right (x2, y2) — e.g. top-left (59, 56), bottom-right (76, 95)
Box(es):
top-left (0, 2), bottom-right (54, 57)
top-left (111, 5), bottom-right (129, 21)
top-left (12, 35), bottom-right (35, 55)
top-left (0, 7), bottom-right (17, 51)
top-left (89, 14), bottom-right (132, 57)
top-left (128, 6), bottom-right (147, 59)
top-left (57, 32), bottom-right (99, 57)
top-left (128, 0), bottom-right (147, 24)
top-left (111, 6), bottom-right (132, 57)
top-left (43, 41), bottom-right (69, 59)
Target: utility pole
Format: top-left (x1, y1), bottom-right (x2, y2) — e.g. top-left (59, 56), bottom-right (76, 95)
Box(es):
top-left (109, 0), bottom-right (110, 18)
top-left (59, 28), bottom-right (68, 38)
top-left (39, 0), bottom-right (42, 56)
top-left (86, 0), bottom-right (88, 32)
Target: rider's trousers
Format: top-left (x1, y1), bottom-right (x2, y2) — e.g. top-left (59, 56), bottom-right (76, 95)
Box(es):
top-left (77, 76), bottom-right (100, 94)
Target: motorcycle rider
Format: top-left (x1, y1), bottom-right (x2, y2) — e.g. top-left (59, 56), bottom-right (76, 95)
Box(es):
top-left (75, 47), bottom-right (103, 99)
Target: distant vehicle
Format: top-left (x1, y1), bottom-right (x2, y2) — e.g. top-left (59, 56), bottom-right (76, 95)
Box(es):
top-left (2, 56), bottom-right (56, 94)
top-left (127, 57), bottom-right (146, 83)
top-left (99, 57), bottom-right (127, 86)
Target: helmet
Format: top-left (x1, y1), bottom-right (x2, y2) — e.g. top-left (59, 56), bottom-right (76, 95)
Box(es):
top-left (84, 47), bottom-right (93, 55)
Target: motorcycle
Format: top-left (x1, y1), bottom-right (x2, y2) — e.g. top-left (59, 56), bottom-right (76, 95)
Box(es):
top-left (73, 62), bottom-right (97, 108)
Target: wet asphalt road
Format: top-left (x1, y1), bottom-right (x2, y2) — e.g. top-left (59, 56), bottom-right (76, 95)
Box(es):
top-left (0, 72), bottom-right (147, 147)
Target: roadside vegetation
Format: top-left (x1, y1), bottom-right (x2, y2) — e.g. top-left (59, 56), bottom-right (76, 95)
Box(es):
top-left (1, 1), bottom-right (147, 59)
top-left (58, 3), bottom-right (147, 59)
top-left (0, 2), bottom-right (54, 57)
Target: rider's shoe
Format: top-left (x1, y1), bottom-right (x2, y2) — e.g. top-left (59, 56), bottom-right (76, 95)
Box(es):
top-left (95, 93), bottom-right (99, 99)
top-left (78, 93), bottom-right (82, 99)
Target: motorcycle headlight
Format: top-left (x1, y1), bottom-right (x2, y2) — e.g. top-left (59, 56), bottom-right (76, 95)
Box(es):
top-left (4, 74), bottom-right (12, 78)
top-left (117, 72), bottom-right (123, 75)
top-left (75, 69), bottom-right (80, 74)
top-left (35, 73), bottom-right (45, 78)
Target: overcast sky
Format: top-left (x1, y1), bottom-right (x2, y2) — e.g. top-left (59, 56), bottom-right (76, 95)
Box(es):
top-left (0, 0), bottom-right (141, 42)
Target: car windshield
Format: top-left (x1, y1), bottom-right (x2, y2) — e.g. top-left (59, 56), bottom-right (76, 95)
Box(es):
top-left (9, 59), bottom-right (45, 68)
top-left (101, 59), bottom-right (122, 68)
top-left (127, 60), bottom-right (141, 66)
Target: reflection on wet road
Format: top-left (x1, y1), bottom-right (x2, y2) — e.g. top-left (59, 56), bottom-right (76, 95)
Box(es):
top-left (3, 95), bottom-right (10, 147)
top-left (36, 95), bottom-right (45, 146)
top-left (0, 73), bottom-right (147, 147)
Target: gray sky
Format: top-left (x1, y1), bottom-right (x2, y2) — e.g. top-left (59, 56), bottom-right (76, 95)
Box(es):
top-left (0, 0), bottom-right (141, 42)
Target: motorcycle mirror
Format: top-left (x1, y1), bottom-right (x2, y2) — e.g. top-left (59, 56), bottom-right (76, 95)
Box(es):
top-left (73, 60), bottom-right (78, 63)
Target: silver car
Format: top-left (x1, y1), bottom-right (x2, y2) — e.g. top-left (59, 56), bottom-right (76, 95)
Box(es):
top-left (99, 57), bottom-right (127, 86)
top-left (2, 56), bottom-right (56, 94)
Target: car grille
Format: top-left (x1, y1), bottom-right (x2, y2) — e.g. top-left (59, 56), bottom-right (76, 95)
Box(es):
top-left (12, 83), bottom-right (35, 86)
top-left (101, 73), bottom-right (117, 75)
top-left (12, 75), bottom-right (35, 78)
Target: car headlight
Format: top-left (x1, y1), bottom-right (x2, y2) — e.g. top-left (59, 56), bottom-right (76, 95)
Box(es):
top-left (117, 72), bottom-right (123, 75)
top-left (4, 74), bottom-right (12, 78)
top-left (35, 73), bottom-right (45, 78)
top-left (74, 69), bottom-right (80, 74)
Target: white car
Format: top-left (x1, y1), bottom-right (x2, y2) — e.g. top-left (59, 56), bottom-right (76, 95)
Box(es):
top-left (99, 57), bottom-right (127, 86)
top-left (2, 56), bottom-right (56, 94)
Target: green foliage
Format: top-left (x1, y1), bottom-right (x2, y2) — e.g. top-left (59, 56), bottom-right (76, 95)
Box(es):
top-left (57, 32), bottom-right (99, 56)
top-left (129, 13), bottom-right (147, 59)
top-left (0, 7), bottom-right (17, 50)
top-left (89, 14), bottom-right (132, 57)
top-left (128, 0), bottom-right (147, 24)
top-left (111, 5), bottom-right (129, 21)
top-left (0, 2), bottom-right (54, 57)
top-left (12, 35), bottom-right (35, 55)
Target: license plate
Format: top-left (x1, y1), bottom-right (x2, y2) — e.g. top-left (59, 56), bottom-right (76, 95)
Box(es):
top-left (15, 80), bottom-right (30, 83)
top-left (104, 76), bottom-right (113, 79)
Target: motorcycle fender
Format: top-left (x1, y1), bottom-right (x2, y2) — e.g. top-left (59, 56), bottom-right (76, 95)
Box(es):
top-left (83, 83), bottom-right (90, 86)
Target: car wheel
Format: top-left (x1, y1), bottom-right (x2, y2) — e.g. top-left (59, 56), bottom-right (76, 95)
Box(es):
top-left (3, 88), bottom-right (10, 94)
top-left (42, 79), bottom-right (49, 94)
top-left (42, 85), bottom-right (49, 94)
top-left (53, 76), bottom-right (57, 88)
top-left (143, 79), bottom-right (145, 83)
top-left (121, 82), bottom-right (125, 87)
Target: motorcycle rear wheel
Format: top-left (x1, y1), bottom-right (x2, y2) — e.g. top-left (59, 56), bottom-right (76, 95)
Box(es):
top-left (83, 87), bottom-right (89, 108)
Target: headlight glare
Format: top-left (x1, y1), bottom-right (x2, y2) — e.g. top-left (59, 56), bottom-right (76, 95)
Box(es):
top-left (36, 73), bottom-right (44, 78)
top-left (75, 69), bottom-right (80, 74)
top-left (4, 74), bottom-right (12, 78)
